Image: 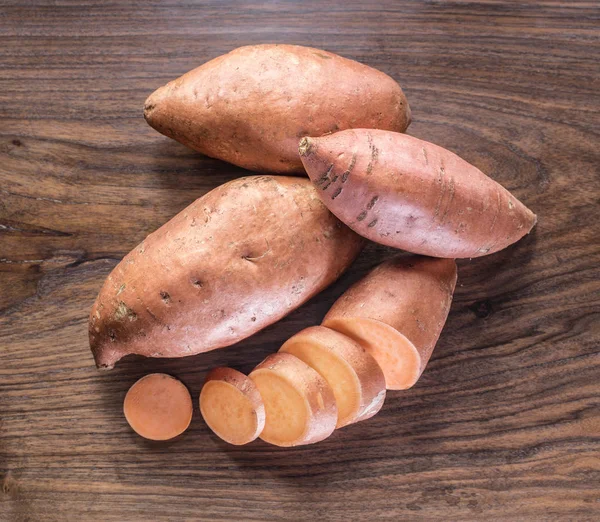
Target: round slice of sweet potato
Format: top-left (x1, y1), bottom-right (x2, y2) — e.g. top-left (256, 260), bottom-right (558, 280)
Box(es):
top-left (200, 367), bottom-right (265, 445)
top-left (123, 373), bottom-right (193, 441)
top-left (280, 326), bottom-right (385, 428)
top-left (249, 353), bottom-right (337, 447)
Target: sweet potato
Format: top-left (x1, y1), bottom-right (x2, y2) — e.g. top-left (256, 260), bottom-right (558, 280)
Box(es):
top-left (200, 367), bottom-right (265, 445)
top-left (299, 129), bottom-right (537, 258)
top-left (144, 44), bottom-right (411, 173)
top-left (89, 176), bottom-right (364, 369)
top-left (249, 353), bottom-right (337, 446)
top-left (323, 255), bottom-right (457, 390)
top-left (279, 326), bottom-right (385, 428)
top-left (123, 373), bottom-right (192, 441)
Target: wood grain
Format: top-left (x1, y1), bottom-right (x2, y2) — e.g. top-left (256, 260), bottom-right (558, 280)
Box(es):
top-left (1, 1), bottom-right (599, 520)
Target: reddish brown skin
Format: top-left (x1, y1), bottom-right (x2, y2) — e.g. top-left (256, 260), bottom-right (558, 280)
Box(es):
top-left (200, 367), bottom-right (265, 445)
top-left (299, 129), bottom-right (537, 258)
top-left (249, 352), bottom-right (337, 446)
top-left (144, 44), bottom-right (411, 173)
top-left (279, 325), bottom-right (386, 426)
top-left (323, 255), bottom-right (457, 380)
top-left (89, 176), bottom-right (364, 369)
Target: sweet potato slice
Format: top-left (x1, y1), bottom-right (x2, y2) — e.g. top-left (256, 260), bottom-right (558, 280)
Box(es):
top-left (280, 326), bottom-right (385, 428)
top-left (200, 367), bottom-right (265, 445)
top-left (323, 255), bottom-right (457, 390)
top-left (249, 353), bottom-right (337, 446)
top-left (123, 373), bottom-right (192, 440)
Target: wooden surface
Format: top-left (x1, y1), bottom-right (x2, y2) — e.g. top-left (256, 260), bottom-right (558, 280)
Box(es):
top-left (1, 1), bottom-right (599, 520)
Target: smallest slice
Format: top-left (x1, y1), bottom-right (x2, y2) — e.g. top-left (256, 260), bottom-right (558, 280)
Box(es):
top-left (124, 373), bottom-right (193, 441)
top-left (200, 367), bottom-right (265, 445)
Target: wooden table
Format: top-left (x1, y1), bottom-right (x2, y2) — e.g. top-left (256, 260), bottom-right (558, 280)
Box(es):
top-left (2, 1), bottom-right (599, 520)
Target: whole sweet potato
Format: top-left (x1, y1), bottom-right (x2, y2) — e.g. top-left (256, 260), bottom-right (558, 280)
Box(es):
top-left (299, 129), bottom-right (537, 258)
top-left (89, 176), bottom-right (364, 370)
top-left (144, 44), bottom-right (411, 173)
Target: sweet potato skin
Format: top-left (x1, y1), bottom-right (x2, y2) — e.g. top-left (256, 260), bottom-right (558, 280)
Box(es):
top-left (300, 129), bottom-right (537, 258)
top-left (89, 176), bottom-right (364, 369)
top-left (144, 44), bottom-right (411, 173)
top-left (323, 255), bottom-right (457, 380)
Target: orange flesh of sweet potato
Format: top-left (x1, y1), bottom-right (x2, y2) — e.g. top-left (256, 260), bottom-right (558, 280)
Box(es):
top-left (144, 44), bottom-right (410, 173)
top-left (279, 326), bottom-right (385, 428)
top-left (89, 176), bottom-right (364, 370)
top-left (299, 129), bottom-right (537, 258)
top-left (200, 367), bottom-right (265, 445)
top-left (123, 373), bottom-right (192, 441)
top-left (323, 255), bottom-right (457, 390)
top-left (249, 353), bottom-right (337, 447)
top-left (323, 318), bottom-right (420, 391)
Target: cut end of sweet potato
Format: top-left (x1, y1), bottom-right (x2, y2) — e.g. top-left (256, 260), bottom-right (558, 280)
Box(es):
top-left (280, 326), bottom-right (385, 428)
top-left (143, 85), bottom-right (167, 125)
top-left (200, 367), bottom-right (265, 445)
top-left (123, 373), bottom-right (193, 441)
top-left (249, 353), bottom-right (337, 447)
top-left (323, 317), bottom-right (421, 390)
top-left (298, 137), bottom-right (313, 157)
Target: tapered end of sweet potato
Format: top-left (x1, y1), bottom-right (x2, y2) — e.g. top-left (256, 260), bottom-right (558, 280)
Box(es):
top-left (89, 302), bottom-right (125, 371)
top-left (90, 344), bottom-right (121, 371)
top-left (298, 137), bottom-right (313, 157)
top-left (143, 84), bottom-right (172, 134)
top-left (298, 136), bottom-right (334, 188)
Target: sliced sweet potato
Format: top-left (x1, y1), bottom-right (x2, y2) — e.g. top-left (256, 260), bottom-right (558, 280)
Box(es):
top-left (280, 326), bottom-right (385, 428)
top-left (123, 373), bottom-right (192, 441)
top-left (323, 255), bottom-right (457, 390)
top-left (200, 367), bottom-right (265, 445)
top-left (249, 353), bottom-right (337, 446)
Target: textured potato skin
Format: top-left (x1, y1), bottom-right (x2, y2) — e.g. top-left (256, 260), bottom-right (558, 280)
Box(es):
top-left (323, 255), bottom-right (457, 379)
top-left (300, 129), bottom-right (537, 258)
top-left (144, 44), bottom-right (411, 173)
top-left (89, 176), bottom-right (364, 369)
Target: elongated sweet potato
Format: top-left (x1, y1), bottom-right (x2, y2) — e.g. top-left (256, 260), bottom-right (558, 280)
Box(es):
top-left (280, 326), bottom-right (385, 428)
top-left (200, 367), bottom-right (265, 445)
top-left (89, 176), bottom-right (364, 369)
top-left (144, 44), bottom-right (411, 173)
top-left (123, 373), bottom-right (193, 441)
top-left (249, 353), bottom-right (337, 446)
top-left (323, 255), bottom-right (457, 390)
top-left (299, 129), bottom-right (537, 258)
